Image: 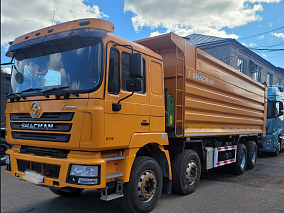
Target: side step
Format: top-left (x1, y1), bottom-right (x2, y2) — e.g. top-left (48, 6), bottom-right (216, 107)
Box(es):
top-left (100, 181), bottom-right (124, 201)
top-left (106, 172), bottom-right (124, 179)
top-left (104, 156), bottom-right (125, 161)
top-left (100, 193), bottom-right (124, 201)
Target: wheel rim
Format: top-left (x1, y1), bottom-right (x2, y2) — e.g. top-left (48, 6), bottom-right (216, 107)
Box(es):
top-left (137, 170), bottom-right (157, 203)
top-left (240, 151), bottom-right (246, 169)
top-left (251, 147), bottom-right (256, 164)
top-left (186, 160), bottom-right (198, 185)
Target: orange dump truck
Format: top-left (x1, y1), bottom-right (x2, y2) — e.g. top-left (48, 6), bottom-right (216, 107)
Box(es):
top-left (4, 18), bottom-right (267, 213)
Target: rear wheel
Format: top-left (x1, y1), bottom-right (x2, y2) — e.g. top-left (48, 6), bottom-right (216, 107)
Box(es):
top-left (49, 187), bottom-right (84, 197)
top-left (246, 141), bottom-right (257, 169)
top-left (119, 156), bottom-right (163, 213)
top-left (230, 143), bottom-right (247, 175)
top-left (172, 150), bottom-right (201, 195)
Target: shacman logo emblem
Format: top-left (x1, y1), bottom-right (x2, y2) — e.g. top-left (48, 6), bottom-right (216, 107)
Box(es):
top-left (31, 102), bottom-right (40, 118)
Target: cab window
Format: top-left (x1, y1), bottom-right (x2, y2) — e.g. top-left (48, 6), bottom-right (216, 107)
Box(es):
top-left (108, 48), bottom-right (120, 94)
top-left (121, 51), bottom-right (146, 94)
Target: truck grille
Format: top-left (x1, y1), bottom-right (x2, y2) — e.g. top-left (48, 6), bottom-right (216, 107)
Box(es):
top-left (10, 112), bottom-right (73, 142)
top-left (10, 122), bottom-right (72, 132)
top-left (17, 159), bottom-right (60, 179)
top-left (12, 132), bottom-right (70, 142)
top-left (20, 146), bottom-right (69, 158)
top-left (10, 112), bottom-right (74, 121)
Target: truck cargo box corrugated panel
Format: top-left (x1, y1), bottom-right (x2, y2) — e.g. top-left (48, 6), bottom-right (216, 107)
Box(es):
top-left (136, 32), bottom-right (267, 137)
top-left (184, 49), bottom-right (266, 137)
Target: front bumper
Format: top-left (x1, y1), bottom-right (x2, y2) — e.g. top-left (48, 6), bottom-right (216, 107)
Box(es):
top-left (5, 148), bottom-right (107, 189)
top-left (258, 134), bottom-right (278, 153)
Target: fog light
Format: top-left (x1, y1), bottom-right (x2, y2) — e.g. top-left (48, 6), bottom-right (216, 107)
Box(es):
top-left (5, 154), bottom-right (10, 165)
top-left (78, 178), bottom-right (98, 185)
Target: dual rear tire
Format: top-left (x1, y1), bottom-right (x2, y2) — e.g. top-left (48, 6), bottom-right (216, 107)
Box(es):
top-left (172, 150), bottom-right (201, 195)
top-left (231, 141), bottom-right (257, 175)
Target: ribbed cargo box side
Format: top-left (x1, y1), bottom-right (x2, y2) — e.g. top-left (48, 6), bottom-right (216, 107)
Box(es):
top-left (184, 49), bottom-right (266, 137)
top-left (135, 32), bottom-right (267, 138)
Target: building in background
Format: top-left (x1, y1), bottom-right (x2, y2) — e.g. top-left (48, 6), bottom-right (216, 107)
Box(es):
top-left (184, 34), bottom-right (284, 87)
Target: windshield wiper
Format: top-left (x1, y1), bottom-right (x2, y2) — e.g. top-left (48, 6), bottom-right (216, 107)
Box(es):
top-left (18, 88), bottom-right (43, 94)
top-left (42, 86), bottom-right (77, 99)
top-left (42, 86), bottom-right (70, 93)
top-left (7, 92), bottom-right (21, 98)
top-left (7, 92), bottom-right (22, 102)
top-left (17, 88), bottom-right (47, 98)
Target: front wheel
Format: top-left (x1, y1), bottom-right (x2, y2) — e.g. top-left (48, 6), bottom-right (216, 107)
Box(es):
top-left (119, 156), bottom-right (163, 213)
top-left (49, 187), bottom-right (84, 197)
top-left (172, 150), bottom-right (201, 195)
top-left (273, 139), bottom-right (280, 156)
top-left (230, 143), bottom-right (247, 175)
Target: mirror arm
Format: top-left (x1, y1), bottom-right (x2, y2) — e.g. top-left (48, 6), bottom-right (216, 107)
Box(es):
top-left (1, 56), bottom-right (14, 66)
top-left (112, 78), bottom-right (135, 111)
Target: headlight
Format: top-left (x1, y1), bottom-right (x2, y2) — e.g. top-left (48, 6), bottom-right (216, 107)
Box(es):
top-left (70, 165), bottom-right (98, 177)
top-left (5, 154), bottom-right (10, 165)
top-left (265, 139), bottom-right (273, 145)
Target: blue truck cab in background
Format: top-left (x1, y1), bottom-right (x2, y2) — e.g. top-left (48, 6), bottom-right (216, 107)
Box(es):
top-left (1, 73), bottom-right (12, 164)
top-left (258, 86), bottom-right (284, 155)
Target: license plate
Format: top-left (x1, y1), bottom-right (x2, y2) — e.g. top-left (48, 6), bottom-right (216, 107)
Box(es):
top-left (23, 171), bottom-right (44, 184)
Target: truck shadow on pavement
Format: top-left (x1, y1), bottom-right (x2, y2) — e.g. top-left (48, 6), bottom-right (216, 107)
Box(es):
top-left (10, 190), bottom-right (125, 213)
top-left (6, 152), bottom-right (284, 213)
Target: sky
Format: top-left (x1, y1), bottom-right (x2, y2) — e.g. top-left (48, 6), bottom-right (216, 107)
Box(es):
top-left (1, 0), bottom-right (284, 73)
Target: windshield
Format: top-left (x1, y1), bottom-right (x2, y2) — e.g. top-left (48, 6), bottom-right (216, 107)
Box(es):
top-left (10, 37), bottom-right (103, 96)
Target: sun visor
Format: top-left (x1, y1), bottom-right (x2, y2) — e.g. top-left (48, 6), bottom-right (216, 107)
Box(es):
top-left (6, 28), bottom-right (108, 58)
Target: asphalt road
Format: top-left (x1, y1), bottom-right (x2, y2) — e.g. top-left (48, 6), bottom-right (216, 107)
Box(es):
top-left (2, 152), bottom-right (284, 213)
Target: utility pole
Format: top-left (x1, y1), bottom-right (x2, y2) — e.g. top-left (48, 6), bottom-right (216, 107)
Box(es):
top-left (52, 11), bottom-right (55, 26)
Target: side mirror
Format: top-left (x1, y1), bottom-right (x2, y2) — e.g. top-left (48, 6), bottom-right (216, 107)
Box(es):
top-left (130, 53), bottom-right (143, 78)
top-left (126, 79), bottom-right (141, 91)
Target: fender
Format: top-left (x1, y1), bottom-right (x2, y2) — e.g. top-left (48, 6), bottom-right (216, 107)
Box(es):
top-left (128, 132), bottom-right (169, 148)
top-left (123, 134), bottom-right (172, 185)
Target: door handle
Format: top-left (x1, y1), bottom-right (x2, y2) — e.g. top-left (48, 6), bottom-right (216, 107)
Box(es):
top-left (141, 122), bottom-right (150, 126)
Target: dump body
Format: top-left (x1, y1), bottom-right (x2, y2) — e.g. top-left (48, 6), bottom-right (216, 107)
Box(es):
top-left (136, 32), bottom-right (267, 138)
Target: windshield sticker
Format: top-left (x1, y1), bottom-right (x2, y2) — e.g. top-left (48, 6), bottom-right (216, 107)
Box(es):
top-left (188, 70), bottom-right (214, 86)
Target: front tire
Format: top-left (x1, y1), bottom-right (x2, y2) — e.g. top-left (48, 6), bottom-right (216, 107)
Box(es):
top-left (172, 150), bottom-right (201, 195)
top-left (230, 143), bottom-right (247, 175)
top-left (49, 187), bottom-right (84, 197)
top-left (273, 139), bottom-right (280, 156)
top-left (119, 156), bottom-right (163, 213)
top-left (246, 141), bottom-right (257, 169)
top-left (1, 140), bottom-right (10, 165)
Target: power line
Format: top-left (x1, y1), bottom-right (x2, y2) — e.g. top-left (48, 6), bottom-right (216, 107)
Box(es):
top-left (258, 41), bottom-right (284, 48)
top-left (268, 53), bottom-right (284, 58)
top-left (249, 48), bottom-right (284, 51)
top-left (238, 26), bottom-right (284, 40)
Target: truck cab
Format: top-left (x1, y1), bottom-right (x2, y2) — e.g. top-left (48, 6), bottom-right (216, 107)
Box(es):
top-left (258, 87), bottom-right (284, 155)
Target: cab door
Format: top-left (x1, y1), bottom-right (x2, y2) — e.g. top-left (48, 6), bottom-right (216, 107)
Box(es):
top-left (104, 46), bottom-right (150, 149)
